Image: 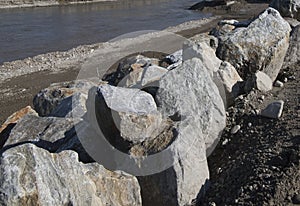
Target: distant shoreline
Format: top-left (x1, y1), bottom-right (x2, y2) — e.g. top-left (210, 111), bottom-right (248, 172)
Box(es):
top-left (0, 0), bottom-right (117, 9)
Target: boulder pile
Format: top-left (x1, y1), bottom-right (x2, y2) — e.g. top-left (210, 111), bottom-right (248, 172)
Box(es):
top-left (0, 6), bottom-right (298, 206)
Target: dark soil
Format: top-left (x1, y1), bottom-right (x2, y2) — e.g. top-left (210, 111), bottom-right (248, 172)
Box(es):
top-left (199, 62), bottom-right (300, 205)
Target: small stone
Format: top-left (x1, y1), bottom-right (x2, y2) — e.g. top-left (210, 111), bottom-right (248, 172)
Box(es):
top-left (222, 139), bottom-right (229, 145)
top-left (292, 193), bottom-right (300, 204)
top-left (248, 122), bottom-right (252, 127)
top-left (283, 77), bottom-right (288, 83)
top-left (288, 75), bottom-right (296, 80)
top-left (209, 202), bottom-right (217, 206)
top-left (231, 125), bottom-right (241, 134)
top-left (261, 100), bottom-right (284, 119)
top-left (274, 80), bottom-right (284, 87)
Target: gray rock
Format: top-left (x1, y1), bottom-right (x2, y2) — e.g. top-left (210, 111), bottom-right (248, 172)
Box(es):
top-left (284, 17), bottom-right (300, 27)
top-left (119, 112), bottom-right (163, 143)
top-left (183, 38), bottom-right (222, 76)
top-left (165, 50), bottom-right (183, 64)
top-left (216, 8), bottom-right (291, 81)
top-left (165, 50), bottom-right (183, 70)
top-left (214, 61), bottom-right (243, 106)
top-left (183, 36), bottom-right (242, 107)
top-left (231, 125), bottom-right (241, 134)
top-left (33, 80), bottom-right (96, 117)
top-left (270, 0), bottom-right (300, 20)
top-left (98, 84), bottom-right (157, 114)
top-left (283, 25), bottom-right (300, 67)
top-left (103, 54), bottom-right (159, 85)
top-left (0, 144), bottom-right (142, 206)
top-left (245, 71), bottom-right (273, 92)
top-left (150, 58), bottom-right (226, 205)
top-left (96, 84), bottom-right (161, 143)
top-left (118, 65), bottom-right (168, 88)
top-left (3, 114), bottom-right (79, 150)
top-left (274, 80), bottom-right (284, 87)
top-left (255, 71), bottom-right (274, 92)
top-left (261, 100), bottom-right (284, 119)
top-left (188, 33), bottom-right (219, 51)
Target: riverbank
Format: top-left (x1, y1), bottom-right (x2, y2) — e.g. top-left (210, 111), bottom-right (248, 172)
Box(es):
top-left (0, 0), bottom-right (271, 126)
top-left (0, 0), bottom-right (117, 9)
top-left (0, 1), bottom-right (299, 205)
top-left (0, 16), bottom-right (222, 126)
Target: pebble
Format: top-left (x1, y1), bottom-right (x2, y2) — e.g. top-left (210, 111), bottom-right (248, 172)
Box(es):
top-left (222, 139), bottom-right (229, 146)
top-left (274, 80), bottom-right (284, 87)
top-left (209, 202), bottom-right (216, 206)
top-left (261, 100), bottom-right (284, 119)
top-left (288, 75), bottom-right (296, 80)
top-left (231, 125), bottom-right (241, 134)
top-left (283, 77), bottom-right (288, 83)
top-left (248, 122), bottom-right (252, 127)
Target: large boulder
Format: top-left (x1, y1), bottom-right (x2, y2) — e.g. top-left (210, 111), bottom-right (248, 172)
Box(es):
top-left (182, 36), bottom-right (242, 107)
top-left (157, 57), bottom-right (226, 155)
top-left (94, 84), bottom-right (164, 144)
top-left (2, 114), bottom-right (78, 150)
top-left (0, 144), bottom-right (142, 206)
top-left (183, 37), bottom-right (222, 76)
top-left (283, 25), bottom-right (300, 67)
top-left (139, 58), bottom-right (226, 205)
top-left (33, 80), bottom-right (96, 117)
top-left (0, 106), bottom-right (37, 149)
top-left (216, 8), bottom-right (291, 81)
top-left (270, 0), bottom-right (300, 20)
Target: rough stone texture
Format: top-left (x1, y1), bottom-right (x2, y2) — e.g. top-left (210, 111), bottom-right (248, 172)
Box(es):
top-left (98, 84), bottom-right (157, 115)
top-left (285, 17), bottom-right (300, 27)
top-left (118, 65), bottom-right (168, 89)
top-left (270, 0), bottom-right (300, 20)
top-left (95, 84), bottom-right (162, 144)
top-left (3, 114), bottom-right (79, 149)
top-left (33, 80), bottom-right (96, 117)
top-left (182, 35), bottom-right (242, 107)
top-left (216, 8), bottom-right (291, 81)
top-left (214, 61), bottom-right (243, 106)
top-left (183, 38), bottom-right (222, 76)
top-left (157, 58), bottom-right (226, 152)
top-left (283, 25), bottom-right (300, 67)
top-left (0, 106), bottom-right (37, 133)
top-left (103, 55), bottom-right (159, 86)
top-left (119, 112), bottom-right (163, 143)
top-left (0, 106), bottom-right (38, 149)
top-left (0, 144), bottom-right (142, 206)
top-left (261, 100), bottom-right (284, 119)
top-left (250, 71), bottom-right (274, 92)
top-left (160, 50), bottom-right (183, 70)
top-left (143, 58), bottom-right (226, 205)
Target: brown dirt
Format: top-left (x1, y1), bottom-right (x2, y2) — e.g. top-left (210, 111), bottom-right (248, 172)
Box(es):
top-left (0, 67), bottom-right (79, 125)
